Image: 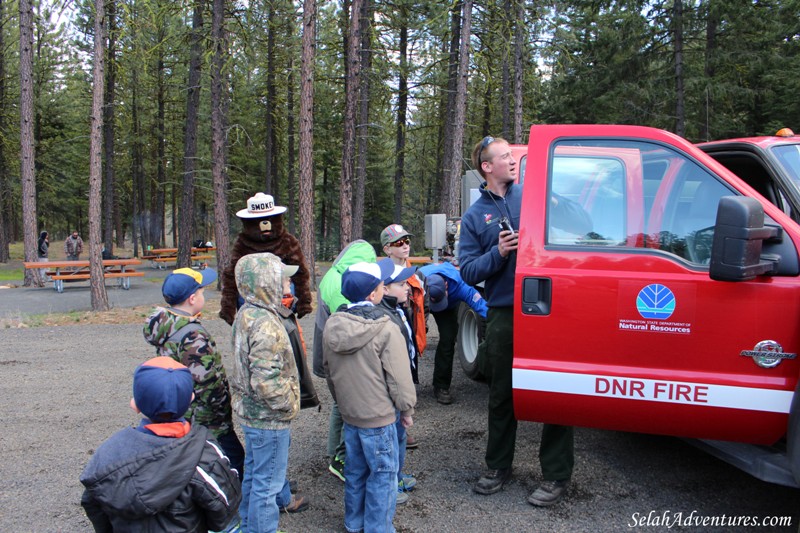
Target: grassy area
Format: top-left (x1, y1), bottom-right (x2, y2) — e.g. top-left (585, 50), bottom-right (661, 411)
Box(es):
top-left (0, 269), bottom-right (22, 281)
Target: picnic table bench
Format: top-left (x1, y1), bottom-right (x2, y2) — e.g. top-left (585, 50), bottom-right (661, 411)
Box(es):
top-left (23, 259), bottom-right (143, 293)
top-left (141, 247), bottom-right (216, 269)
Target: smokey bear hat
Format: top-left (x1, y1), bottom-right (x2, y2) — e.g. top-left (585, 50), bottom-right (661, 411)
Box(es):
top-left (236, 192), bottom-right (287, 219)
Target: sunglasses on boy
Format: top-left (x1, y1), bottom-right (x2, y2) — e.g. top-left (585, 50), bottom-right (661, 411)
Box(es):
top-left (389, 237), bottom-right (411, 248)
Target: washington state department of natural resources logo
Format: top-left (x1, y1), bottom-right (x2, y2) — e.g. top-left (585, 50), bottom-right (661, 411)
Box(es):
top-left (619, 284), bottom-right (692, 334)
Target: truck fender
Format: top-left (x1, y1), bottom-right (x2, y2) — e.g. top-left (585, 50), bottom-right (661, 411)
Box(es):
top-left (788, 379), bottom-right (800, 486)
top-left (456, 301), bottom-right (486, 380)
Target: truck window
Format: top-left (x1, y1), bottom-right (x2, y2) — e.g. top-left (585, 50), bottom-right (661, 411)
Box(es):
top-left (549, 140), bottom-right (737, 266)
top-left (549, 156), bottom-right (625, 245)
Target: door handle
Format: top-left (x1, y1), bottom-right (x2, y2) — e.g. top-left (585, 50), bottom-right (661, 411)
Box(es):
top-left (522, 277), bottom-right (551, 315)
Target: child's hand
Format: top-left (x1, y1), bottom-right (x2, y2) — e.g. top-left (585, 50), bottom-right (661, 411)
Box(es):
top-left (401, 415), bottom-right (413, 429)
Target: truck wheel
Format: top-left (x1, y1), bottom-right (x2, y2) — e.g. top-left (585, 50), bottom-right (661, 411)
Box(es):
top-left (788, 382), bottom-right (800, 486)
top-left (456, 302), bottom-right (486, 380)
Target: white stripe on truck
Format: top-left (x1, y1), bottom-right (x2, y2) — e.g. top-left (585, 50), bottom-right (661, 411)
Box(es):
top-left (513, 369), bottom-right (793, 413)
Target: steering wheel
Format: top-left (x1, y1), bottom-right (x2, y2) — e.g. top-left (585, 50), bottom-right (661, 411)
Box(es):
top-left (685, 226), bottom-right (715, 264)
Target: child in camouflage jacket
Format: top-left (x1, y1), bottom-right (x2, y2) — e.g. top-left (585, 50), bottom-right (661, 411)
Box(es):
top-left (143, 267), bottom-right (244, 477)
top-left (231, 252), bottom-right (308, 531)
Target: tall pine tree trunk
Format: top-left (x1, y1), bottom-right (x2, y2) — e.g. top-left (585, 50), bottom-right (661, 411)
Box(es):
top-left (287, 58), bottom-right (297, 234)
top-left (299, 0), bottom-right (316, 286)
top-left (443, 0), bottom-right (472, 217)
top-left (440, 0), bottom-right (461, 203)
top-left (673, 0), bottom-right (685, 137)
top-left (211, 0), bottom-right (230, 287)
top-left (0, 0), bottom-right (9, 263)
top-left (178, 1), bottom-right (203, 267)
top-left (352, 0), bottom-right (371, 238)
top-left (339, 0), bottom-right (362, 248)
top-left (264, 2), bottom-right (276, 195)
top-left (89, 0), bottom-right (109, 310)
top-left (703, 0), bottom-right (718, 142)
top-left (394, 18), bottom-right (408, 224)
top-left (103, 0), bottom-right (117, 253)
top-left (513, 0), bottom-right (524, 144)
top-left (20, 0), bottom-right (42, 286)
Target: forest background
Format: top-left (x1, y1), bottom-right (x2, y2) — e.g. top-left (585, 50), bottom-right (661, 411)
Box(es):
top-left (1, 0), bottom-right (799, 300)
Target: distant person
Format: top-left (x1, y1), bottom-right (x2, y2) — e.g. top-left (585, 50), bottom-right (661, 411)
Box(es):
top-left (418, 261), bottom-right (488, 405)
top-left (143, 267), bottom-right (244, 477)
top-left (311, 239), bottom-right (377, 483)
top-left (79, 356), bottom-right (242, 532)
top-left (231, 253), bottom-right (309, 532)
top-left (37, 231), bottom-right (49, 278)
top-left (323, 261), bottom-right (416, 533)
top-left (64, 230), bottom-right (83, 261)
top-left (460, 135), bottom-right (574, 506)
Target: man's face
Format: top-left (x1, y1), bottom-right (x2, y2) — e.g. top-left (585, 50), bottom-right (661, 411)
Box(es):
top-left (72, 232), bottom-right (78, 239)
top-left (482, 140), bottom-right (517, 186)
top-left (384, 236), bottom-right (411, 262)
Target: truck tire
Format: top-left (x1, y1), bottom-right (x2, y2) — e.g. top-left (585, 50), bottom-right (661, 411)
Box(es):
top-left (788, 382), bottom-right (800, 486)
top-left (456, 302), bottom-right (486, 380)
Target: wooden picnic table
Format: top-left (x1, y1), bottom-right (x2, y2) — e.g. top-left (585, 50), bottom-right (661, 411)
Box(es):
top-left (140, 247), bottom-right (216, 269)
top-left (22, 259), bottom-right (143, 293)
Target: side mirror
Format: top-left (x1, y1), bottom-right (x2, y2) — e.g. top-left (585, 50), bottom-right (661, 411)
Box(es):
top-left (709, 196), bottom-right (779, 281)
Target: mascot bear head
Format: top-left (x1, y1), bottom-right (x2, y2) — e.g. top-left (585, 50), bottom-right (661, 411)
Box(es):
top-left (236, 192), bottom-right (287, 245)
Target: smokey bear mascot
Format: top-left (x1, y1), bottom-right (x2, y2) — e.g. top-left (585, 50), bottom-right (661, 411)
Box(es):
top-left (219, 192), bottom-right (313, 324)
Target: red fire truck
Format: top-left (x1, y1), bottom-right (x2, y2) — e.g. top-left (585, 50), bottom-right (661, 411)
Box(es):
top-left (454, 125), bottom-right (800, 487)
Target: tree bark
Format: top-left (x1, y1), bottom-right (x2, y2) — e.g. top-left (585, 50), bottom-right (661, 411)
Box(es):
top-left (674, 0), bottom-right (685, 137)
top-left (513, 0), bottom-right (524, 144)
top-left (20, 0), bottom-right (42, 286)
top-left (178, 1), bottom-right (203, 267)
top-left (440, 0), bottom-right (461, 202)
top-left (352, 0), bottom-right (372, 239)
top-left (155, 32), bottom-right (167, 247)
top-left (264, 2), bottom-right (276, 195)
top-left (103, 0), bottom-right (117, 253)
top-left (443, 0), bottom-right (472, 218)
top-left (299, 0), bottom-right (316, 286)
top-left (394, 17), bottom-right (408, 224)
top-left (211, 0), bottom-right (230, 288)
top-left (339, 0), bottom-right (362, 249)
top-left (89, 0), bottom-right (109, 310)
top-left (0, 0), bottom-right (9, 263)
top-left (703, 0), bottom-right (718, 142)
top-left (287, 57), bottom-right (297, 234)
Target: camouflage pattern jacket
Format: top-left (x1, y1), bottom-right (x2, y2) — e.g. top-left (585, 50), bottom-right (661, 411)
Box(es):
top-left (143, 308), bottom-right (233, 438)
top-left (231, 252), bottom-right (300, 430)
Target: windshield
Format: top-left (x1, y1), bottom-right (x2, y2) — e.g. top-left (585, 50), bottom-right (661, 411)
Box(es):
top-left (771, 144), bottom-right (800, 186)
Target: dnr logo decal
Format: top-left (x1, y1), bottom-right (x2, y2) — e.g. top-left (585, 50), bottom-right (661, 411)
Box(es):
top-left (636, 284), bottom-right (675, 320)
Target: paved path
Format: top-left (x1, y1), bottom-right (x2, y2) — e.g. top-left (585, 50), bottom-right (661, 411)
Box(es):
top-left (0, 266), bottom-right (174, 318)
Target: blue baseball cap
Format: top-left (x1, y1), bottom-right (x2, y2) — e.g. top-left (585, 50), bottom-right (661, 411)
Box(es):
top-left (341, 260), bottom-right (395, 303)
top-left (133, 357), bottom-right (194, 421)
top-left (427, 274), bottom-right (449, 312)
top-left (384, 261), bottom-right (416, 285)
top-left (162, 267), bottom-right (218, 305)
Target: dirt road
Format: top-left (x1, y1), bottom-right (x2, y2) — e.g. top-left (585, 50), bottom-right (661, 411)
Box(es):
top-left (1, 308), bottom-right (798, 532)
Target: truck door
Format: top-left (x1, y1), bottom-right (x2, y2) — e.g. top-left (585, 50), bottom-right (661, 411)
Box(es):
top-left (512, 125), bottom-right (800, 445)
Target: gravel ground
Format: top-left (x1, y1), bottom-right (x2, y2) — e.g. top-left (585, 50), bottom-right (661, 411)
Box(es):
top-left (1, 301), bottom-right (798, 532)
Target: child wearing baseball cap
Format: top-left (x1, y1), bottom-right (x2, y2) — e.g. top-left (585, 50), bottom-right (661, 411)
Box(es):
top-left (80, 357), bottom-right (241, 531)
top-left (143, 267), bottom-right (244, 478)
top-left (323, 260), bottom-right (417, 532)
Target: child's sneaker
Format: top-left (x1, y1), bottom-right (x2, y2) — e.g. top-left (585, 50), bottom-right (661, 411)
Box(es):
top-left (398, 474), bottom-right (416, 492)
top-left (396, 488), bottom-right (409, 505)
top-left (328, 455), bottom-right (345, 482)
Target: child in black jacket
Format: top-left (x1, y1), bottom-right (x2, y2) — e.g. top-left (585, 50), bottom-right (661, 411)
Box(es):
top-left (80, 356), bottom-right (241, 532)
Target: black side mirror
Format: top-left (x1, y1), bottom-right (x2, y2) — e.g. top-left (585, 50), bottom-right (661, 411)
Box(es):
top-left (709, 196), bottom-right (779, 281)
